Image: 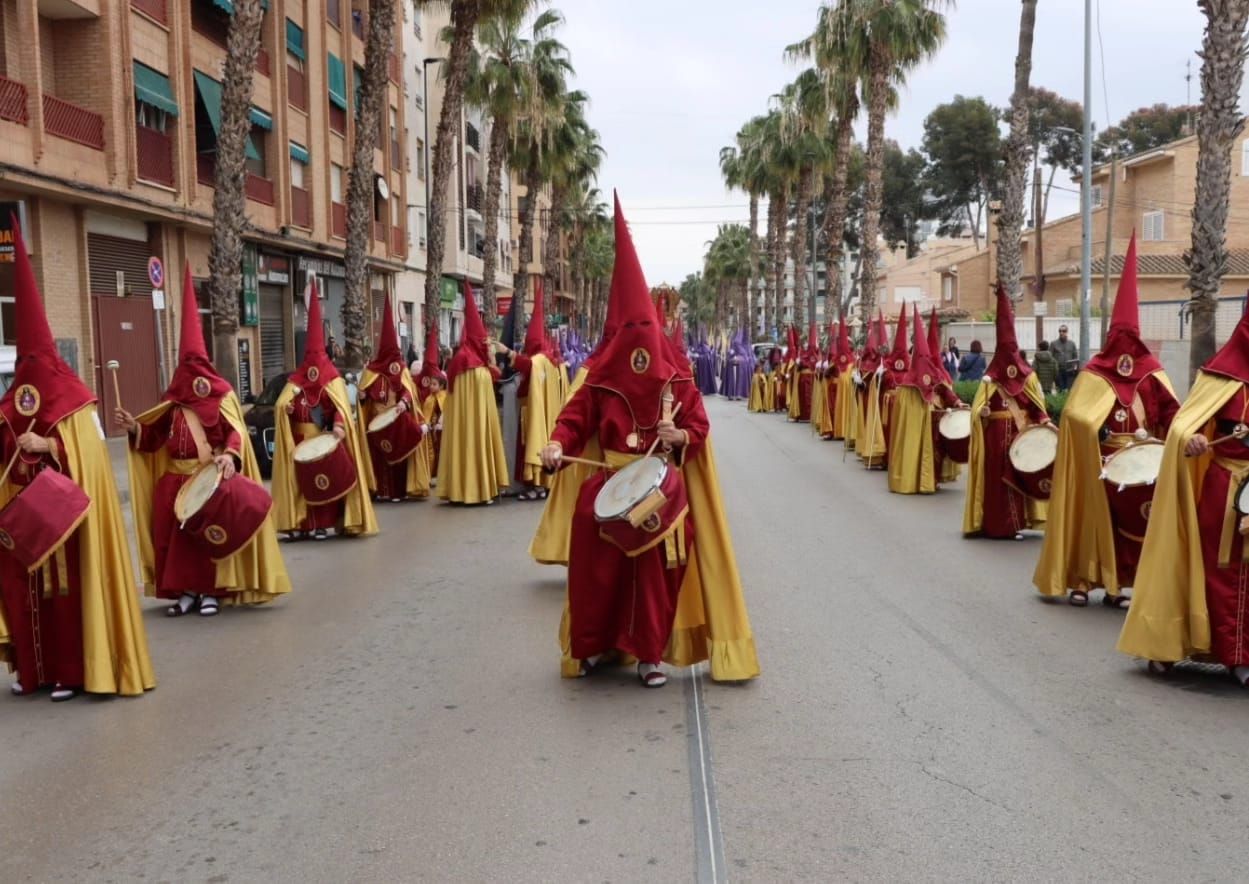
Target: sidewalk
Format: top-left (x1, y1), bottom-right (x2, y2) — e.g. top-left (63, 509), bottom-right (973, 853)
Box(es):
top-left (107, 436), bottom-right (131, 505)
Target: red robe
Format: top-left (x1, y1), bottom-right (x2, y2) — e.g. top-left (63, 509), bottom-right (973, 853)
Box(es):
top-left (981, 389), bottom-right (1048, 539)
top-left (132, 407), bottom-right (243, 599)
top-left (1199, 387), bottom-right (1249, 668)
top-left (796, 368), bottom-right (814, 422)
top-left (362, 374), bottom-right (415, 500)
top-left (287, 393), bottom-right (347, 530)
top-left (0, 428), bottom-right (84, 691)
top-left (551, 381), bottom-right (709, 664)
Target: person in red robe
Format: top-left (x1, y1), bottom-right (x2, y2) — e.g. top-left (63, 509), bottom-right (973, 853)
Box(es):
top-left (541, 196), bottom-right (729, 687)
top-left (497, 279), bottom-right (561, 501)
top-left (879, 308), bottom-right (912, 463)
top-left (1, 220), bottom-right (154, 700)
top-left (415, 323), bottom-right (447, 480)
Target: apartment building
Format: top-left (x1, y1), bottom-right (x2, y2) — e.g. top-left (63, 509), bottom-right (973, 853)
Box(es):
top-left (0, 0), bottom-right (409, 434)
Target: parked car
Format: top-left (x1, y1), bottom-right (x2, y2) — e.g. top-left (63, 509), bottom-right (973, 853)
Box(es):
top-left (0, 347), bottom-right (14, 397)
top-left (243, 374), bottom-right (289, 479)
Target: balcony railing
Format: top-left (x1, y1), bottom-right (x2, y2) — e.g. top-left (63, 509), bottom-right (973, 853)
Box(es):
top-left (388, 52), bottom-right (400, 84)
top-left (288, 66), bottom-right (308, 112)
top-left (0, 75), bottom-right (28, 125)
top-left (329, 105), bottom-right (347, 135)
top-left (255, 47), bottom-right (271, 78)
top-left (43, 94), bottom-right (104, 149)
top-left (291, 186), bottom-right (311, 228)
top-left (466, 182), bottom-right (483, 213)
top-left (135, 125), bottom-right (175, 186)
top-left (391, 226), bottom-right (405, 257)
top-left (246, 173), bottom-right (275, 205)
top-left (465, 122), bottom-right (480, 153)
top-left (391, 139), bottom-right (402, 167)
top-left (131, 0), bottom-right (167, 24)
top-left (331, 202), bottom-right (347, 238)
top-left (373, 220), bottom-right (386, 242)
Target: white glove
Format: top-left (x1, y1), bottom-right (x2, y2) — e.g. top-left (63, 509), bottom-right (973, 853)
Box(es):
top-left (421, 424), bottom-right (431, 437)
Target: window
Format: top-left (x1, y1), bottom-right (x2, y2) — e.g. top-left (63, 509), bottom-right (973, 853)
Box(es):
top-left (1091, 184), bottom-right (1104, 208)
top-left (327, 0), bottom-right (342, 29)
top-left (416, 138), bottom-right (426, 180)
top-left (412, 4), bottom-right (422, 37)
top-left (0, 295), bottom-right (14, 346)
top-left (331, 163), bottom-right (344, 204)
top-left (391, 194), bottom-right (401, 226)
top-left (327, 53), bottom-right (347, 134)
top-left (133, 62), bottom-right (178, 132)
top-left (418, 211), bottom-right (427, 248)
top-left (135, 101), bottom-right (171, 133)
top-left (413, 68), bottom-right (423, 108)
top-left (289, 154), bottom-right (305, 188)
top-left (942, 275), bottom-right (955, 302)
top-left (1143, 210), bottom-right (1165, 242)
top-left (286, 19), bottom-right (306, 71)
top-left (246, 107), bottom-right (272, 177)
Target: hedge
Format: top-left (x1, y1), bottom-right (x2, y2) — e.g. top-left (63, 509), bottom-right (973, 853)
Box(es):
top-left (952, 380), bottom-right (1069, 424)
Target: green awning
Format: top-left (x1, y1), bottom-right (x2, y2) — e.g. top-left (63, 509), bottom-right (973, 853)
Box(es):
top-left (289, 141), bottom-right (310, 164)
top-left (327, 53), bottom-right (347, 110)
top-left (285, 19), bottom-right (305, 60)
top-left (249, 107), bottom-right (272, 130)
top-left (193, 70), bottom-right (260, 161)
top-left (133, 61), bottom-right (178, 117)
top-left (211, 0), bottom-right (269, 13)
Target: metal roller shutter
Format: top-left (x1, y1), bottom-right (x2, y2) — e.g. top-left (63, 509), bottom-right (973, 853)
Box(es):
top-left (88, 234), bottom-right (154, 298)
top-left (259, 284), bottom-right (287, 386)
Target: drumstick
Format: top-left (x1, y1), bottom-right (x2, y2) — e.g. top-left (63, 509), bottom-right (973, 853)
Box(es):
top-left (645, 401), bottom-right (684, 458)
top-left (106, 360), bottom-right (123, 412)
top-left (0, 419), bottom-right (37, 488)
top-left (555, 455), bottom-right (612, 469)
top-left (1207, 425), bottom-right (1249, 447)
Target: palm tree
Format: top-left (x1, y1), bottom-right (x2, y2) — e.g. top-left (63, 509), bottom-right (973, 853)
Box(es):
top-left (542, 96), bottom-right (604, 304)
top-left (579, 212), bottom-right (613, 333)
top-left (704, 225), bottom-right (753, 334)
top-left (721, 116), bottom-right (769, 337)
top-left (419, 0), bottom-right (538, 336)
top-left (996, 0), bottom-right (1038, 300)
top-left (833, 0), bottom-right (949, 323)
top-left (565, 184), bottom-right (607, 327)
top-left (343, 0), bottom-right (396, 369)
top-left (751, 109), bottom-right (793, 336)
top-left (1187, 0), bottom-right (1249, 378)
top-left (206, 0), bottom-right (264, 385)
top-left (466, 6), bottom-right (569, 319)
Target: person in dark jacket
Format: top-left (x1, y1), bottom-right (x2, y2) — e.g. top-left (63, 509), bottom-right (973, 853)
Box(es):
top-left (942, 338), bottom-right (960, 379)
top-left (1032, 339), bottom-right (1058, 393)
top-left (957, 340), bottom-right (986, 381)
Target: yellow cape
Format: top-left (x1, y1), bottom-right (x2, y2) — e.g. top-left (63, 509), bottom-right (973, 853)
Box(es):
top-left (436, 365), bottom-right (508, 504)
top-left (126, 395), bottom-right (292, 604)
top-left (747, 372), bottom-right (768, 412)
top-left (962, 375), bottom-right (1048, 535)
top-left (420, 388), bottom-right (446, 476)
top-left (0, 406), bottom-right (156, 695)
top-left (787, 365), bottom-right (804, 420)
top-left (356, 367), bottom-right (430, 499)
top-left (1032, 370), bottom-right (1174, 598)
top-left (555, 438), bottom-right (761, 682)
top-left (857, 374), bottom-right (887, 465)
top-left (887, 387), bottom-right (938, 495)
top-left (837, 370), bottom-right (856, 447)
top-left (567, 365), bottom-right (589, 402)
top-left (520, 354), bottom-right (564, 489)
top-left (272, 378), bottom-right (378, 535)
top-left (1117, 371), bottom-right (1238, 662)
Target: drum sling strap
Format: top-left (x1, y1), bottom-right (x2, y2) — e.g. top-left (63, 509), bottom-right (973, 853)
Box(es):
top-left (1214, 456), bottom-right (1249, 567)
top-left (1001, 394), bottom-right (1028, 433)
top-left (180, 407), bottom-right (214, 465)
top-left (1130, 393), bottom-right (1147, 430)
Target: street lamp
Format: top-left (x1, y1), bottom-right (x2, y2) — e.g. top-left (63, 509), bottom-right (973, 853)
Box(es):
top-left (1079, 0), bottom-right (1094, 365)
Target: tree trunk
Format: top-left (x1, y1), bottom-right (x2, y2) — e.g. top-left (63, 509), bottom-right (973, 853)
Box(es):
top-left (746, 193), bottom-right (759, 335)
top-left (792, 166), bottom-right (814, 328)
top-left (763, 197), bottom-right (777, 337)
top-left (206, 0), bottom-right (264, 388)
top-left (544, 183), bottom-right (566, 302)
top-left (858, 54), bottom-right (889, 324)
top-left (771, 188), bottom-right (788, 334)
top-left (422, 0), bottom-right (479, 337)
top-left (996, 0), bottom-right (1037, 299)
top-left (1188, 0), bottom-right (1249, 379)
top-left (823, 113), bottom-right (856, 322)
top-left (514, 152), bottom-right (542, 312)
top-left (480, 117), bottom-right (509, 320)
top-left (343, 0), bottom-right (395, 369)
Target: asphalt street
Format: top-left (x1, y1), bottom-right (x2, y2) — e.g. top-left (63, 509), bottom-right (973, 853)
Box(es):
top-left (3, 396), bottom-right (1248, 883)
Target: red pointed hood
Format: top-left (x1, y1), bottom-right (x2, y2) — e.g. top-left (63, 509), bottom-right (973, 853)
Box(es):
top-left (1202, 296), bottom-right (1249, 383)
top-left (986, 283), bottom-right (1032, 397)
top-left (786, 325), bottom-right (799, 364)
top-left (366, 292), bottom-right (405, 378)
top-left (884, 305), bottom-right (910, 382)
top-left (0, 215), bottom-right (95, 434)
top-left (446, 281), bottom-right (492, 391)
top-left (836, 317), bottom-right (854, 372)
top-left (416, 321), bottom-right (446, 395)
top-left (582, 247), bottom-right (627, 372)
top-left (289, 278), bottom-right (340, 399)
top-left (859, 312), bottom-right (883, 375)
top-left (585, 194), bottom-right (685, 425)
top-left (928, 307), bottom-right (950, 383)
top-left (806, 322), bottom-right (819, 363)
top-left (164, 264), bottom-right (233, 426)
top-left (1083, 233), bottom-right (1164, 402)
top-left (523, 278), bottom-right (549, 357)
top-left (904, 304), bottom-right (943, 401)
top-left (669, 317), bottom-right (687, 356)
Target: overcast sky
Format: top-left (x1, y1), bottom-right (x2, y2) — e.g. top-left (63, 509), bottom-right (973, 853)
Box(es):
top-left (555, 0), bottom-right (1224, 285)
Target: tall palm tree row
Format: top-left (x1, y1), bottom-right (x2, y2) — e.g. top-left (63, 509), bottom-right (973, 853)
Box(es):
top-left (996, 0), bottom-right (1038, 301)
top-left (541, 94), bottom-right (604, 310)
top-left (703, 224), bottom-right (754, 336)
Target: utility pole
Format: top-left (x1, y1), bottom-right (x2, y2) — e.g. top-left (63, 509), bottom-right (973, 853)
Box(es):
top-left (1033, 155), bottom-right (1045, 347)
top-left (1079, 0), bottom-right (1094, 365)
top-left (1099, 148), bottom-right (1118, 346)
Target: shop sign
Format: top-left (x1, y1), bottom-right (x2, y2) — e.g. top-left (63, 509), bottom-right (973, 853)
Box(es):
top-left (440, 276), bottom-right (459, 306)
top-left (259, 253), bottom-right (291, 285)
top-left (237, 338), bottom-right (252, 397)
top-left (297, 256), bottom-right (346, 279)
top-left (0, 202), bottom-right (28, 263)
top-left (240, 244), bottom-right (259, 327)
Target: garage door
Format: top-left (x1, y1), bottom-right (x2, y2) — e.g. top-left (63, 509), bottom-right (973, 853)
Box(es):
top-left (259, 284), bottom-right (288, 387)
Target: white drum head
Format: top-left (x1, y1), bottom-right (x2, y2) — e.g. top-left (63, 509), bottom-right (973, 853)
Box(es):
top-left (1009, 426), bottom-right (1058, 473)
top-left (1238, 479), bottom-right (1249, 515)
top-left (938, 409), bottom-right (972, 441)
top-left (294, 433), bottom-right (339, 463)
top-left (1102, 441), bottom-right (1164, 487)
top-left (175, 465), bottom-right (220, 521)
top-left (368, 406), bottom-right (400, 433)
top-left (594, 456), bottom-right (667, 521)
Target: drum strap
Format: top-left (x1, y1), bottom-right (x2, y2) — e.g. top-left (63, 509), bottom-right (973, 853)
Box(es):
top-left (1214, 456), bottom-right (1249, 567)
top-left (180, 408), bottom-right (213, 465)
top-left (1130, 394), bottom-right (1147, 430)
top-left (1001, 396), bottom-right (1028, 432)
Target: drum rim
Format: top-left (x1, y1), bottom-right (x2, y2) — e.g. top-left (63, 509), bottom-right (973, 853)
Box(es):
top-left (1101, 440), bottom-right (1166, 487)
top-left (367, 406), bottom-right (402, 433)
top-left (174, 463), bottom-right (221, 521)
top-left (938, 409), bottom-right (972, 439)
top-left (293, 433), bottom-right (341, 463)
top-left (594, 456), bottom-right (669, 521)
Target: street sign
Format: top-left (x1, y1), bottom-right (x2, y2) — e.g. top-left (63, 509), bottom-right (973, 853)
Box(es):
top-left (147, 256), bottom-right (164, 289)
top-left (152, 289), bottom-right (165, 310)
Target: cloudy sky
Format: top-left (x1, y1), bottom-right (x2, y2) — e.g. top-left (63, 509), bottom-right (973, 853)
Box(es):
top-left (555, 0), bottom-right (1218, 285)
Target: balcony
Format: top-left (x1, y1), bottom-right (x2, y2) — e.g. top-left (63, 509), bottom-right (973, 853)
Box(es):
top-left (0, 75), bottom-right (29, 125)
top-left (331, 202), bottom-right (346, 238)
top-left (373, 219), bottom-right (386, 242)
top-left (466, 182), bottom-right (483, 214)
top-left (135, 126), bottom-right (175, 186)
top-left (391, 226), bottom-right (405, 257)
top-left (288, 66), bottom-right (308, 112)
top-left (291, 185), bottom-right (311, 228)
top-left (255, 47), bottom-right (271, 78)
top-left (246, 173), bottom-right (274, 205)
top-left (465, 122), bottom-right (480, 153)
top-left (43, 94), bottom-right (104, 149)
top-left (131, 0), bottom-right (167, 24)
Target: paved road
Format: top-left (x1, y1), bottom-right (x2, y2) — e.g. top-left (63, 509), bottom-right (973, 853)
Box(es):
top-left (3, 398), bottom-right (1247, 883)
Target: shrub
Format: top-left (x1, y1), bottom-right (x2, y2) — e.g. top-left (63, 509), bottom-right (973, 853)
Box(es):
top-left (951, 381), bottom-right (1069, 424)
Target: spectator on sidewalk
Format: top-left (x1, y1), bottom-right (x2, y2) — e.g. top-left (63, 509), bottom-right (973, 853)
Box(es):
top-left (942, 338), bottom-right (960, 379)
top-left (957, 340), bottom-right (986, 382)
top-left (1033, 340), bottom-right (1058, 393)
top-left (1051, 325), bottom-right (1079, 390)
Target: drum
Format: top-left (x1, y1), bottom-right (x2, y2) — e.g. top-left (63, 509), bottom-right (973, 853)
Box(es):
top-left (593, 456), bottom-right (689, 557)
top-left (0, 468), bottom-right (91, 572)
top-left (293, 434), bottom-right (357, 504)
top-left (1102, 440), bottom-right (1165, 539)
top-left (937, 409), bottom-right (972, 464)
top-left (174, 463), bottom-right (273, 561)
top-left (367, 405), bottom-right (421, 465)
top-left (1007, 424), bottom-right (1059, 500)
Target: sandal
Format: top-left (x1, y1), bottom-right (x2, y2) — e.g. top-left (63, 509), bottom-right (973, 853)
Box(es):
top-left (199, 596), bottom-right (220, 617)
top-left (50, 684), bottom-right (78, 702)
top-left (10, 682), bottom-right (27, 696)
top-left (1102, 593), bottom-right (1131, 610)
top-left (166, 593), bottom-right (198, 617)
top-left (1068, 589), bottom-right (1089, 607)
top-left (638, 663), bottom-right (667, 688)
